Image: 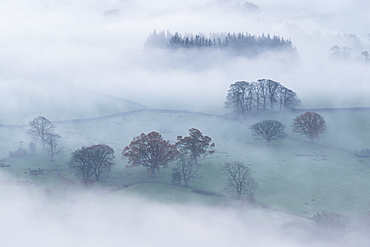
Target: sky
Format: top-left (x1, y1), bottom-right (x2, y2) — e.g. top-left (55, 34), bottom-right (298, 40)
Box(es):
top-left (1, 0), bottom-right (370, 246)
top-left (0, 0), bottom-right (370, 120)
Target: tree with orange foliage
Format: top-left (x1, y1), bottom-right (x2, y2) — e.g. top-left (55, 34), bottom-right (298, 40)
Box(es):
top-left (292, 112), bottom-right (327, 143)
top-left (122, 132), bottom-right (178, 177)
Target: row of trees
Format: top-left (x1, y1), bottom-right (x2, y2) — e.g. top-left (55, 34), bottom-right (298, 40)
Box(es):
top-left (146, 31), bottom-right (295, 56)
top-left (250, 112), bottom-right (327, 143)
top-left (330, 45), bottom-right (370, 63)
top-left (225, 79), bottom-right (301, 114)
top-left (68, 128), bottom-right (215, 186)
top-left (67, 129), bottom-right (258, 200)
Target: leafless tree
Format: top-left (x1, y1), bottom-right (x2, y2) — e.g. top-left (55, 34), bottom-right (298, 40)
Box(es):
top-left (172, 153), bottom-right (200, 187)
top-left (224, 161), bottom-right (258, 200)
top-left (250, 120), bottom-right (287, 143)
top-left (292, 112), bottom-right (327, 143)
top-left (277, 86), bottom-right (301, 110)
top-left (28, 116), bottom-right (58, 149)
top-left (225, 81), bottom-right (252, 114)
top-left (45, 132), bottom-right (61, 160)
top-left (262, 79), bottom-right (279, 110)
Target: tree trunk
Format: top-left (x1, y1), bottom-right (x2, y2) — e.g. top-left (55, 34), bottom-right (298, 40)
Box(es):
top-left (150, 166), bottom-right (156, 177)
top-left (236, 191), bottom-right (241, 200)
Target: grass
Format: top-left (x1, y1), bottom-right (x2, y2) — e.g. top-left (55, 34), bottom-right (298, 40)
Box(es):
top-left (1, 109), bottom-right (370, 218)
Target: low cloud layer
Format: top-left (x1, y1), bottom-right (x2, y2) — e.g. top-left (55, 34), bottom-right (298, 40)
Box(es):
top-left (1, 0), bottom-right (369, 117)
top-left (1, 177), bottom-right (369, 247)
top-left (1, 1), bottom-right (370, 246)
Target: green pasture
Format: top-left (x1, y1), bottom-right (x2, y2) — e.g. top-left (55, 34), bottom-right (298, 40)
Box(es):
top-left (1, 108), bottom-right (370, 218)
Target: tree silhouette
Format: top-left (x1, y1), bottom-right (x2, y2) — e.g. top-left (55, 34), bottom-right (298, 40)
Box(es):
top-left (69, 144), bottom-right (115, 185)
top-left (224, 161), bottom-right (258, 200)
top-left (250, 120), bottom-right (287, 143)
top-left (27, 116), bottom-right (56, 149)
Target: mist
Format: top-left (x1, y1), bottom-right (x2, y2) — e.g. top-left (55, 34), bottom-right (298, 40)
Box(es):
top-left (2, 176), bottom-right (369, 247)
top-left (1, 0), bottom-right (369, 117)
top-left (1, 0), bottom-right (370, 246)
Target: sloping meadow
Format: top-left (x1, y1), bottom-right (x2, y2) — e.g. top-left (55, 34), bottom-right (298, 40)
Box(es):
top-left (2, 108), bottom-right (370, 219)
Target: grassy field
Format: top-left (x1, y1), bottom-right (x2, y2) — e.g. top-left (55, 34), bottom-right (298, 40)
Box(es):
top-left (1, 108), bottom-right (370, 219)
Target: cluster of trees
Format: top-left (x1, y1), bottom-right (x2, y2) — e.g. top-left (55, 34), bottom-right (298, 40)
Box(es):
top-left (122, 129), bottom-right (215, 180)
top-left (225, 79), bottom-right (301, 114)
top-left (20, 112), bottom-right (326, 198)
top-left (330, 45), bottom-right (370, 63)
top-left (250, 112), bottom-right (327, 143)
top-left (146, 31), bottom-right (295, 56)
top-left (67, 128), bottom-right (214, 186)
top-left (20, 117), bottom-right (258, 199)
top-left (68, 128), bottom-right (258, 200)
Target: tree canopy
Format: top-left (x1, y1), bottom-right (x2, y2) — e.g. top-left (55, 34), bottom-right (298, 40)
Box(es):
top-left (146, 31), bottom-right (295, 57)
top-left (176, 128), bottom-right (215, 165)
top-left (122, 131), bottom-right (178, 177)
top-left (225, 79), bottom-right (300, 114)
top-left (69, 144), bottom-right (115, 185)
top-left (292, 112), bottom-right (327, 143)
top-left (250, 120), bottom-right (287, 143)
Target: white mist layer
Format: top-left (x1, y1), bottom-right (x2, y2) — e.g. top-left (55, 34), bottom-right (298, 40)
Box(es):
top-left (0, 175), bottom-right (369, 247)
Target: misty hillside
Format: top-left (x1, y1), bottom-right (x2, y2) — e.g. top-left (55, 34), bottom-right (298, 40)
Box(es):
top-left (2, 108), bottom-right (370, 216)
top-left (2, 0), bottom-right (370, 246)
top-left (0, 82), bottom-right (145, 124)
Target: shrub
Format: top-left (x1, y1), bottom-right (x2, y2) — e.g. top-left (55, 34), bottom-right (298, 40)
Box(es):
top-left (9, 148), bottom-right (28, 158)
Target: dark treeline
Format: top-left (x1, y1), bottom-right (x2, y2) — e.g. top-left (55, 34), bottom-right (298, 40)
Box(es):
top-left (225, 79), bottom-right (301, 114)
top-left (146, 31), bottom-right (295, 56)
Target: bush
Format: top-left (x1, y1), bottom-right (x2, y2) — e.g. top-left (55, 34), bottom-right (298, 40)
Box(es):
top-left (8, 148), bottom-right (28, 158)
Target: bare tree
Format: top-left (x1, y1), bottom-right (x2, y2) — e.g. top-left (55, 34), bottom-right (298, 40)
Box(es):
top-left (172, 153), bottom-right (200, 187)
top-left (277, 86), bottom-right (301, 110)
top-left (262, 79), bottom-right (279, 110)
top-left (176, 128), bottom-right (215, 165)
top-left (28, 116), bottom-right (56, 149)
top-left (69, 144), bottom-right (115, 185)
top-left (250, 120), bottom-right (287, 143)
top-left (292, 112), bottom-right (327, 143)
top-left (44, 132), bottom-right (61, 160)
top-left (225, 81), bottom-right (252, 114)
top-left (224, 161), bottom-right (258, 200)
top-left (122, 132), bottom-right (178, 177)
